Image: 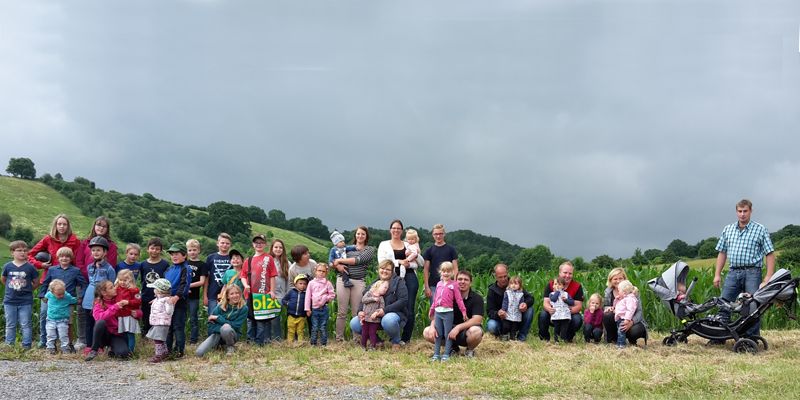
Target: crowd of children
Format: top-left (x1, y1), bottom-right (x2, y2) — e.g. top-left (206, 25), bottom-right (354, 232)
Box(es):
top-left (1, 214), bottom-right (651, 363)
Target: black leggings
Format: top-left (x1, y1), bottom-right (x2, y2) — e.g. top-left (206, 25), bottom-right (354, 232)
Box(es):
top-left (603, 312), bottom-right (647, 345)
top-left (91, 319), bottom-right (131, 358)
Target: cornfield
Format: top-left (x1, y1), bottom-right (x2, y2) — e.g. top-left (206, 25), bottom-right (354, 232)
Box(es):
top-left (2, 265), bottom-right (797, 344)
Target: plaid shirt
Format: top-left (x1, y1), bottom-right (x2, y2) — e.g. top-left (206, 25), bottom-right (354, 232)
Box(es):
top-left (715, 221), bottom-right (774, 268)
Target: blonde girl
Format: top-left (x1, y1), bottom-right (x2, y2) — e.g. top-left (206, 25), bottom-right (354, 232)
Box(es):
top-left (196, 284), bottom-right (249, 357)
top-left (145, 278), bottom-right (174, 363)
top-left (428, 262), bottom-right (467, 361)
top-left (114, 269), bottom-right (141, 352)
top-left (583, 293), bottom-right (604, 343)
top-left (614, 280), bottom-right (639, 348)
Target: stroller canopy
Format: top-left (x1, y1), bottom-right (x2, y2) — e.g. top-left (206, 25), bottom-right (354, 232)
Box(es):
top-left (751, 268), bottom-right (795, 304)
top-left (648, 260), bottom-right (689, 301)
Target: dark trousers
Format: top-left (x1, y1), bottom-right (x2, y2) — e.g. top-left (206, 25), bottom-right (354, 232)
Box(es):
top-left (188, 298), bottom-right (201, 343)
top-left (501, 320), bottom-right (520, 339)
top-left (400, 270), bottom-right (418, 343)
top-left (166, 300), bottom-right (187, 354)
top-left (91, 319), bottom-right (131, 357)
top-left (141, 300), bottom-right (152, 338)
top-left (538, 310), bottom-right (582, 342)
top-left (603, 312), bottom-right (647, 345)
top-left (583, 325), bottom-right (603, 343)
top-left (84, 309), bottom-right (96, 348)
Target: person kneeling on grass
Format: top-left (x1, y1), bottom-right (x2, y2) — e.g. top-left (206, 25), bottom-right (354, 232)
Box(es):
top-left (196, 284), bottom-right (248, 357)
top-left (423, 270), bottom-right (484, 358)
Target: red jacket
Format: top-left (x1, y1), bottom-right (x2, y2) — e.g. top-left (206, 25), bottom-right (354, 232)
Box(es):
top-left (28, 234), bottom-right (81, 283)
top-left (114, 286), bottom-right (141, 317)
top-left (76, 238), bottom-right (118, 280)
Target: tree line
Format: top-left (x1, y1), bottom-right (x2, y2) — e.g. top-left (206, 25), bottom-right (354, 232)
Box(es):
top-left (4, 156), bottom-right (800, 272)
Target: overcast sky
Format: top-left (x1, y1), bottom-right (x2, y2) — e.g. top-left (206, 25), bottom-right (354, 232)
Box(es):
top-left (1, 1), bottom-right (798, 259)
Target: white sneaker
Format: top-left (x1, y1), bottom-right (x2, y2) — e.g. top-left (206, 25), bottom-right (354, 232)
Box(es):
top-left (73, 342), bottom-right (86, 351)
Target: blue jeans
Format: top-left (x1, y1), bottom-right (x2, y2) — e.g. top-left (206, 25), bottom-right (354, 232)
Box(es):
top-left (207, 298), bottom-right (218, 317)
top-left (166, 300), bottom-right (187, 354)
top-left (46, 318), bottom-right (70, 350)
top-left (39, 300), bottom-right (48, 346)
top-left (538, 310), bottom-right (583, 342)
top-left (487, 307), bottom-right (535, 341)
top-left (720, 267), bottom-right (762, 336)
top-left (434, 311), bottom-right (454, 357)
top-left (310, 306), bottom-right (329, 345)
top-left (616, 320), bottom-right (627, 347)
top-left (4, 304), bottom-right (33, 347)
top-left (401, 271), bottom-right (419, 343)
top-left (188, 298), bottom-right (200, 343)
top-left (349, 312), bottom-right (403, 344)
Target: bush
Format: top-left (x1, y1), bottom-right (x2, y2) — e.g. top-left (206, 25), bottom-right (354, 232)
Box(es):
top-left (0, 212), bottom-right (11, 237)
top-left (10, 226), bottom-right (34, 245)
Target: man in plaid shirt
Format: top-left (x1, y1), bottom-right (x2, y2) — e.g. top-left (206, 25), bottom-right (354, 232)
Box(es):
top-left (713, 199), bottom-right (775, 337)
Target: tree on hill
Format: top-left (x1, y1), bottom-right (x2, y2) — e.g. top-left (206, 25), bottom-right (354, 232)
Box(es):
top-left (592, 254), bottom-right (617, 269)
top-left (772, 224), bottom-right (800, 243)
top-left (204, 201), bottom-right (252, 238)
top-left (631, 248), bottom-right (648, 265)
top-left (512, 245), bottom-right (553, 271)
top-left (6, 157), bottom-right (36, 179)
top-left (666, 239), bottom-right (695, 258)
top-left (10, 226), bottom-right (33, 244)
top-left (696, 237), bottom-right (719, 259)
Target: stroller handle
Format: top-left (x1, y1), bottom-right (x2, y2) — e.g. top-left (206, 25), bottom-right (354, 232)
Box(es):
top-left (684, 277), bottom-right (698, 303)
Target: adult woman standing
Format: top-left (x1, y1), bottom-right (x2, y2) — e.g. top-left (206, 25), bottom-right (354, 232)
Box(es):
top-left (602, 268), bottom-right (647, 345)
top-left (349, 260), bottom-right (408, 349)
top-left (269, 239), bottom-right (290, 342)
top-left (332, 226), bottom-right (376, 341)
top-left (29, 214), bottom-right (82, 349)
top-left (377, 220), bottom-right (424, 344)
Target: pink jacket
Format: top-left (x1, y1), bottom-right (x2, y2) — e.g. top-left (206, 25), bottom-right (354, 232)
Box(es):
top-left (614, 293), bottom-right (638, 321)
top-left (429, 280), bottom-right (467, 320)
top-left (92, 302), bottom-right (122, 335)
top-left (149, 296), bottom-right (175, 326)
top-left (304, 277), bottom-right (335, 311)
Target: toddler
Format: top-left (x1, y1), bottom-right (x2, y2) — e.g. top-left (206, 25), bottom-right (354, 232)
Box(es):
top-left (500, 276), bottom-right (525, 340)
top-left (145, 278), bottom-right (174, 363)
top-left (328, 230), bottom-right (356, 288)
top-left (549, 277), bottom-right (574, 343)
top-left (428, 262), bottom-right (467, 362)
top-left (44, 279), bottom-right (77, 354)
top-left (304, 263), bottom-right (335, 346)
top-left (114, 269), bottom-right (142, 352)
top-left (282, 274), bottom-right (309, 342)
top-left (402, 229), bottom-right (421, 280)
top-left (360, 280), bottom-right (389, 350)
top-left (614, 280), bottom-right (639, 349)
top-left (676, 282), bottom-right (687, 303)
top-left (583, 293), bottom-right (604, 343)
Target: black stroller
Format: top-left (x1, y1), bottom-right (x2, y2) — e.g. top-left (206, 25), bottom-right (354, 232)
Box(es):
top-left (648, 261), bottom-right (799, 353)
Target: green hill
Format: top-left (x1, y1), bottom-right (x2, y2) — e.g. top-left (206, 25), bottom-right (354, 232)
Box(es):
top-left (0, 176), bottom-right (327, 263)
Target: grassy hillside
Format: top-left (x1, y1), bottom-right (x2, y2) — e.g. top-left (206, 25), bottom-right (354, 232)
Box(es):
top-left (0, 176), bottom-right (327, 262)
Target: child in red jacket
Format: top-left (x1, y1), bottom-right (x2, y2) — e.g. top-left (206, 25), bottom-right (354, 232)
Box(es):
top-left (114, 269), bottom-right (141, 352)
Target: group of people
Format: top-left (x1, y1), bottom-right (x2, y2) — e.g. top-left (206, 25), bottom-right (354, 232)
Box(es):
top-left (1, 199), bottom-right (776, 360)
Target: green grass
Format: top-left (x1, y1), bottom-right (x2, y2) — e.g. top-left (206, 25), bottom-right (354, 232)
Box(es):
top-left (3, 331), bottom-right (791, 398)
top-left (250, 222), bottom-right (328, 256)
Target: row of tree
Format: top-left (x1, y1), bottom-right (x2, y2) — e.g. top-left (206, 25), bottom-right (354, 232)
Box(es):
top-left (5, 156), bottom-right (800, 273)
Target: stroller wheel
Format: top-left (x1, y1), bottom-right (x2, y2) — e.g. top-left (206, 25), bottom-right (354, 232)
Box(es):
top-left (662, 336), bottom-right (678, 347)
top-left (748, 335), bottom-right (769, 351)
top-left (676, 334), bottom-right (688, 344)
top-left (732, 338), bottom-right (759, 354)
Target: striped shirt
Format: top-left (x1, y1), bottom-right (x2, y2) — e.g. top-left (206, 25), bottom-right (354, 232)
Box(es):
top-left (715, 221), bottom-right (774, 268)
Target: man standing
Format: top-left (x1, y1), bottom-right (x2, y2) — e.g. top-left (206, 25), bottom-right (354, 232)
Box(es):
top-left (423, 270), bottom-right (483, 357)
top-left (486, 263), bottom-right (534, 341)
top-left (423, 224), bottom-right (459, 299)
top-left (538, 261), bottom-right (584, 342)
top-left (713, 199), bottom-right (775, 337)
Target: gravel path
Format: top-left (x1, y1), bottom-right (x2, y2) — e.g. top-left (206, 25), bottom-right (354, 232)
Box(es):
top-left (0, 359), bottom-right (464, 399)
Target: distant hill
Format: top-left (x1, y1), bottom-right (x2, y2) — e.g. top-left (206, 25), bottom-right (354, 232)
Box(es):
top-left (0, 176), bottom-right (328, 263)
